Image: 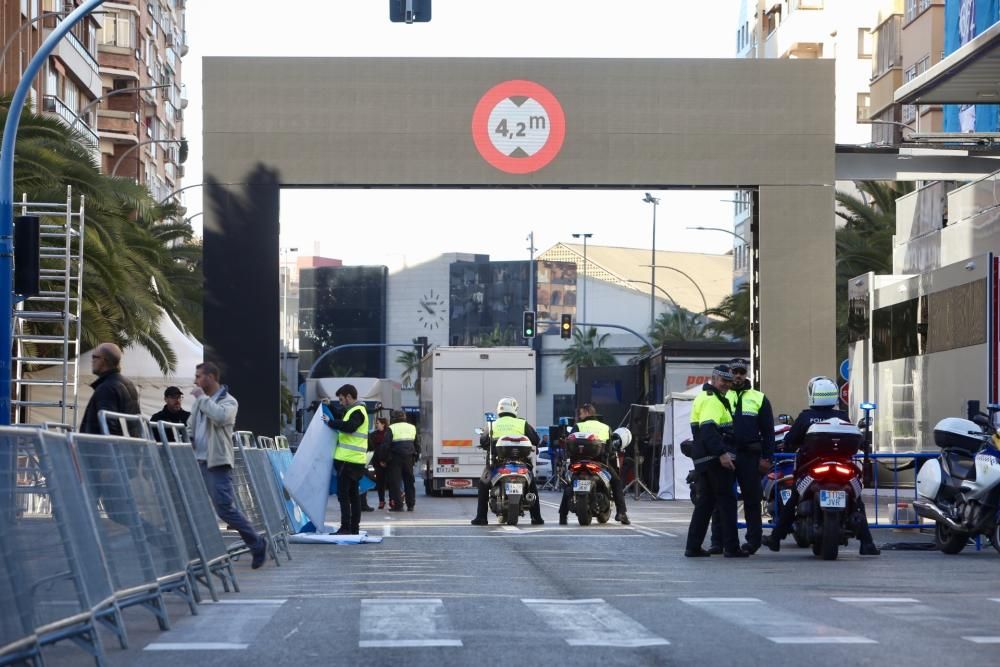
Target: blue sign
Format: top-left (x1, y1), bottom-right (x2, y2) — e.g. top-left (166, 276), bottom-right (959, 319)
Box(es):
top-left (839, 358), bottom-right (850, 382)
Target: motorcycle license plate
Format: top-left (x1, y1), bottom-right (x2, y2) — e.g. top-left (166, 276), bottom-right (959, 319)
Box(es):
top-left (504, 483), bottom-right (523, 495)
top-left (573, 480), bottom-right (591, 492)
top-left (819, 490), bottom-right (846, 508)
top-left (779, 489), bottom-right (792, 505)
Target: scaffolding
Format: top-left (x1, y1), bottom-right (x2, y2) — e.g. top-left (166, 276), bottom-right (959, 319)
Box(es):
top-left (11, 187), bottom-right (85, 426)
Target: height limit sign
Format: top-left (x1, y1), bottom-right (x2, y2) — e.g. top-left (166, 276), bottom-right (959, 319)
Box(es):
top-left (472, 80), bottom-right (565, 174)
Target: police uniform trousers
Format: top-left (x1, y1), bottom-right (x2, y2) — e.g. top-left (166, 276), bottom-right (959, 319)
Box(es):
top-left (335, 460), bottom-right (366, 533)
top-left (388, 442), bottom-right (416, 510)
top-left (710, 450), bottom-right (763, 550)
top-left (685, 461), bottom-right (739, 554)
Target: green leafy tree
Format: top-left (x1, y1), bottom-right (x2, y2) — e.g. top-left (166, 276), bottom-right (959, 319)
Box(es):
top-left (395, 339), bottom-right (424, 392)
top-left (561, 326), bottom-right (617, 382)
top-left (648, 309), bottom-right (717, 346)
top-left (476, 323), bottom-right (517, 347)
top-left (704, 282), bottom-right (750, 341)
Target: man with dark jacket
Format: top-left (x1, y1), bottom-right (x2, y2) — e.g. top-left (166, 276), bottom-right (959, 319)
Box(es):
top-left (79, 342), bottom-right (140, 435)
top-left (386, 411), bottom-right (418, 512)
top-left (708, 358), bottom-right (775, 554)
top-left (150, 386), bottom-right (191, 442)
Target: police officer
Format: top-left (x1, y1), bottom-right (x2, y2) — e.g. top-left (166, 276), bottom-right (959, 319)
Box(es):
top-left (322, 384), bottom-right (369, 535)
top-left (386, 410), bottom-right (417, 512)
top-left (471, 397), bottom-right (544, 526)
top-left (708, 358), bottom-right (775, 554)
top-left (684, 365), bottom-right (748, 557)
top-left (558, 403), bottom-right (630, 525)
top-left (762, 377), bottom-right (880, 555)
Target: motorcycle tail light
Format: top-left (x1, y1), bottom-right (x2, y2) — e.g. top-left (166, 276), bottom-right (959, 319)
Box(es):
top-left (569, 462), bottom-right (583, 472)
top-left (585, 463), bottom-right (603, 474)
top-left (834, 464), bottom-right (854, 477)
top-left (812, 465), bottom-right (830, 475)
top-left (515, 467), bottom-right (529, 475)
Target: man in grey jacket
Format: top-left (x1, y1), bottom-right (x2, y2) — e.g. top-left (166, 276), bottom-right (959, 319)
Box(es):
top-left (188, 362), bottom-right (268, 569)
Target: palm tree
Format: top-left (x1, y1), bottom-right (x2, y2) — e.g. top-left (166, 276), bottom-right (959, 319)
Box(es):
top-left (395, 339), bottom-right (424, 392)
top-left (648, 309), bottom-right (717, 346)
top-left (704, 282), bottom-right (750, 341)
top-left (477, 323), bottom-right (516, 347)
top-left (561, 327), bottom-right (617, 382)
top-left (2, 96), bottom-right (188, 372)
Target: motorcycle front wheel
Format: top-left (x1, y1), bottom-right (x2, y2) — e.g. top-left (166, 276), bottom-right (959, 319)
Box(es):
top-left (935, 522), bottom-right (968, 555)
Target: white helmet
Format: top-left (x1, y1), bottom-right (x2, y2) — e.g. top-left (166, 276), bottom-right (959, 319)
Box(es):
top-left (808, 378), bottom-right (839, 407)
top-left (807, 375), bottom-right (834, 395)
top-left (497, 397), bottom-right (519, 415)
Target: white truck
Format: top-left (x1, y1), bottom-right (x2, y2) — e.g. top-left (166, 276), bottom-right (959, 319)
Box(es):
top-left (419, 346), bottom-right (536, 495)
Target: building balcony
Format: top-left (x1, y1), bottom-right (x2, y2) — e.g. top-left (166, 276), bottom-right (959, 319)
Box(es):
top-left (97, 110), bottom-right (139, 140)
top-left (764, 6), bottom-right (829, 59)
top-left (42, 95), bottom-right (100, 161)
top-left (43, 27), bottom-right (101, 98)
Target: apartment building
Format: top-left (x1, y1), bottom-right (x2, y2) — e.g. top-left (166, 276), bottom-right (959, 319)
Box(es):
top-left (869, 0), bottom-right (946, 145)
top-left (1, 1), bottom-right (103, 163)
top-left (96, 0), bottom-right (187, 203)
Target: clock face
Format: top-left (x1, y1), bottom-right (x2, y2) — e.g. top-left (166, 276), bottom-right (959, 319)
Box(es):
top-left (417, 289), bottom-right (448, 330)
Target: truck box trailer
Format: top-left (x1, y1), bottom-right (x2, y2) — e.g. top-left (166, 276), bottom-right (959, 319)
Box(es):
top-left (419, 346), bottom-right (536, 495)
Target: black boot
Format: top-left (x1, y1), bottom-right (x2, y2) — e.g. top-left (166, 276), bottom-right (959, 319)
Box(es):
top-left (559, 514), bottom-right (567, 525)
top-left (763, 533), bottom-right (781, 552)
top-left (616, 513), bottom-right (631, 525)
top-left (860, 542), bottom-right (881, 556)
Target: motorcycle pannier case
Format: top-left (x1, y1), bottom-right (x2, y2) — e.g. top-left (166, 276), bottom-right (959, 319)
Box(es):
top-left (932, 418), bottom-right (984, 454)
top-left (564, 432), bottom-right (606, 461)
top-left (800, 419), bottom-right (862, 462)
top-left (494, 436), bottom-right (534, 462)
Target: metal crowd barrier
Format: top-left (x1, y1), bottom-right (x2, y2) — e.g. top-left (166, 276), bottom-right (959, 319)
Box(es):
top-left (758, 451), bottom-right (940, 529)
top-left (231, 432), bottom-right (291, 565)
top-left (260, 435), bottom-right (309, 533)
top-left (91, 412), bottom-right (198, 621)
top-left (0, 427), bottom-right (126, 667)
top-left (150, 421), bottom-right (240, 603)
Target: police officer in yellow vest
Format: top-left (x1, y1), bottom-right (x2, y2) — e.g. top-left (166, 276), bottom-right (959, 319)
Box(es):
top-left (558, 403), bottom-right (630, 525)
top-left (386, 410), bottom-right (417, 512)
top-left (684, 366), bottom-right (748, 557)
top-left (471, 397), bottom-right (545, 526)
top-left (708, 358), bottom-right (775, 554)
top-left (322, 383), bottom-right (370, 535)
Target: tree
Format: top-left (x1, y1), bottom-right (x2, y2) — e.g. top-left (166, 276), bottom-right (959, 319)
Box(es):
top-left (561, 326), bottom-right (617, 382)
top-left (648, 309), bottom-right (717, 346)
top-left (704, 282), bottom-right (750, 340)
top-left (2, 97), bottom-right (193, 373)
top-left (477, 323), bottom-right (517, 347)
top-left (395, 339), bottom-right (424, 392)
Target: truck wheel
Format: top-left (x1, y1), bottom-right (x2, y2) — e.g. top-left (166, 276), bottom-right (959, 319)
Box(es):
top-left (820, 512), bottom-right (840, 561)
top-left (506, 497), bottom-right (520, 526)
top-left (576, 495), bottom-right (592, 526)
top-left (936, 522), bottom-right (968, 554)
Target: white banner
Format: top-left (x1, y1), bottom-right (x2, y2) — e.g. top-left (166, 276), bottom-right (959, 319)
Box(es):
top-left (283, 408), bottom-right (335, 532)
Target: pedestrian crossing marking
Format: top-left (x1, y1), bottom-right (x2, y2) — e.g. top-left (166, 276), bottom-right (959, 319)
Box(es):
top-left (359, 598), bottom-right (463, 648)
top-left (522, 598), bottom-right (669, 647)
top-left (963, 637), bottom-right (1000, 643)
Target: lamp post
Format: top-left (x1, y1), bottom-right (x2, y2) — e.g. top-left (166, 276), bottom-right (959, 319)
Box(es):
top-left (0, 11), bottom-right (69, 68)
top-left (75, 84), bottom-right (170, 131)
top-left (571, 232), bottom-right (592, 323)
top-left (642, 193), bottom-right (660, 331)
top-left (641, 264), bottom-right (708, 313)
top-left (625, 279), bottom-right (680, 311)
top-left (281, 247), bottom-right (299, 393)
top-left (687, 226), bottom-right (748, 245)
top-left (0, 0), bottom-right (106, 425)
top-left (111, 138), bottom-right (186, 178)
top-left (526, 231), bottom-right (536, 312)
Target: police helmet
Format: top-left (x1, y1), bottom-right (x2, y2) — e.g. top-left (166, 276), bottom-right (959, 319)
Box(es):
top-left (497, 397), bottom-right (519, 415)
top-left (808, 378), bottom-right (839, 407)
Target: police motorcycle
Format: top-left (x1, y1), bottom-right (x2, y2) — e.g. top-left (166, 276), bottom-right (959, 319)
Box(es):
top-left (789, 418), bottom-right (866, 560)
top-left (563, 427), bottom-right (631, 526)
top-left (913, 410), bottom-right (1000, 555)
top-left (476, 413), bottom-right (536, 526)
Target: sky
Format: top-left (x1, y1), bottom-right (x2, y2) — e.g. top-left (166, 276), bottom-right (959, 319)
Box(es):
top-left (182, 0), bottom-right (743, 271)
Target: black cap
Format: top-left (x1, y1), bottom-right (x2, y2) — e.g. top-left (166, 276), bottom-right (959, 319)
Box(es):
top-left (729, 358), bottom-right (749, 371)
top-left (164, 386), bottom-right (183, 398)
top-left (712, 365), bottom-right (734, 381)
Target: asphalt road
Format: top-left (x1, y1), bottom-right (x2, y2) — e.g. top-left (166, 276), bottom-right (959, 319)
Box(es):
top-left (41, 490), bottom-right (1000, 667)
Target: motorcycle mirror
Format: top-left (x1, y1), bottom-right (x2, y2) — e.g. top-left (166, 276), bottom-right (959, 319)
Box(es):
top-left (474, 428), bottom-right (484, 436)
top-left (972, 414), bottom-right (990, 427)
top-left (857, 417), bottom-right (870, 429)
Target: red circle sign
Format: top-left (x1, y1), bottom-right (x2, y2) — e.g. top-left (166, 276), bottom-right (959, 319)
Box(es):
top-left (840, 382), bottom-right (850, 406)
top-left (471, 80), bottom-right (565, 174)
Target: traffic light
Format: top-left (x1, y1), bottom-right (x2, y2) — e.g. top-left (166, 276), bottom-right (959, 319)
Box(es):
top-left (560, 314), bottom-right (572, 339)
top-left (522, 311), bottom-right (536, 338)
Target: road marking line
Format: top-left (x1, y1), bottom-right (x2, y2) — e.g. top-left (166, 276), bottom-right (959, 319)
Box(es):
top-left (768, 637), bottom-right (877, 645)
top-left (831, 597), bottom-right (920, 603)
top-left (632, 525), bottom-right (678, 537)
top-left (205, 599), bottom-right (286, 605)
top-left (359, 640), bottom-right (463, 647)
top-left (523, 598), bottom-right (669, 647)
top-left (145, 643), bottom-right (249, 651)
top-left (682, 598), bottom-right (875, 644)
top-left (359, 598), bottom-right (461, 649)
top-left (963, 636), bottom-right (1000, 643)
top-left (383, 524), bottom-right (392, 537)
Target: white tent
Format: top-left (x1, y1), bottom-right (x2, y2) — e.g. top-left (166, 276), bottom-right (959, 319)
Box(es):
top-left (25, 313), bottom-right (203, 426)
top-left (657, 385), bottom-right (701, 500)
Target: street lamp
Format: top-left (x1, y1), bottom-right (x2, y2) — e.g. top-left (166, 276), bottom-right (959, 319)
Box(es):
top-left (625, 279), bottom-right (680, 311)
top-left (687, 226), bottom-right (748, 245)
top-left (571, 232), bottom-right (593, 324)
top-left (111, 138), bottom-right (186, 178)
top-left (642, 193), bottom-right (660, 331)
top-left (281, 247), bottom-right (299, 395)
top-left (641, 264), bottom-right (708, 313)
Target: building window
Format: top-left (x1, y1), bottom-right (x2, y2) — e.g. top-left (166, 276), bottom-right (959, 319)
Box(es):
top-left (45, 66), bottom-right (57, 96)
top-left (100, 12), bottom-right (135, 48)
top-left (856, 93), bottom-right (870, 122)
top-left (791, 0), bottom-right (824, 10)
top-left (765, 7), bottom-right (781, 36)
top-left (905, 0), bottom-right (935, 24)
top-left (858, 28), bottom-right (872, 59)
top-left (21, 0), bottom-right (28, 17)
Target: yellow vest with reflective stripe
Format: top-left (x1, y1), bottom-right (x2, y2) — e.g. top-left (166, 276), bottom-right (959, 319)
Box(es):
top-left (691, 390), bottom-right (733, 429)
top-left (334, 403), bottom-right (369, 463)
top-left (576, 419), bottom-right (610, 441)
top-left (729, 388), bottom-right (765, 417)
top-left (492, 415), bottom-right (526, 438)
top-left (391, 422), bottom-right (417, 442)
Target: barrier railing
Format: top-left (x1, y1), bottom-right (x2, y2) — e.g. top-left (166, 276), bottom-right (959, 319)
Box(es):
top-left (150, 421), bottom-right (240, 603)
top-left (759, 451), bottom-right (939, 529)
top-left (231, 432), bottom-right (290, 565)
top-left (257, 435), bottom-right (309, 533)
